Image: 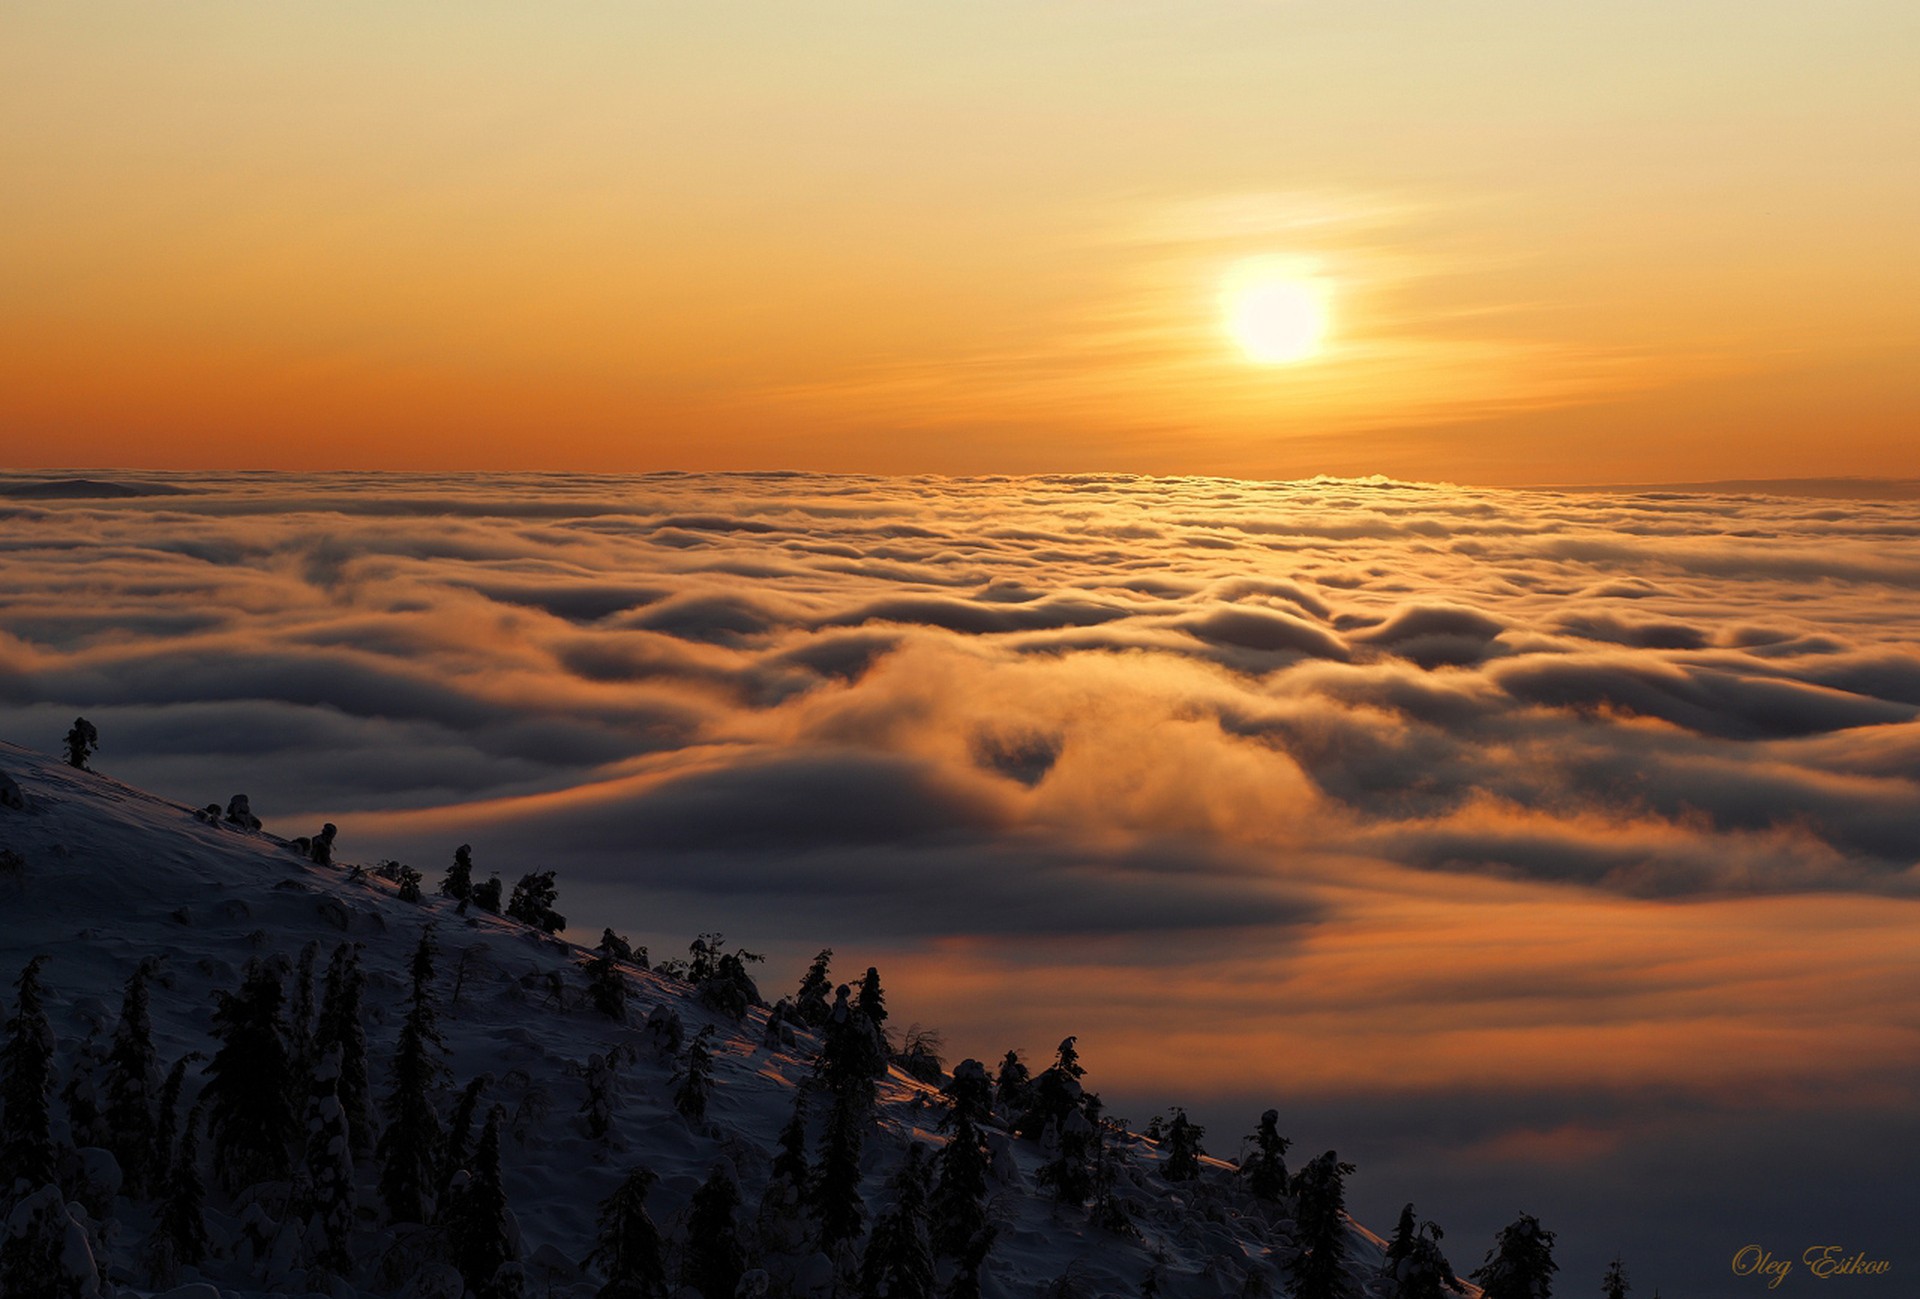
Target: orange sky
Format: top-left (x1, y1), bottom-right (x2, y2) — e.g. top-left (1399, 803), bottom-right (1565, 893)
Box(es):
top-left (3, 2), bottom-right (1916, 482)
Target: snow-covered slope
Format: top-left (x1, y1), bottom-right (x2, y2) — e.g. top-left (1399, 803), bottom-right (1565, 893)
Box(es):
top-left (0, 739), bottom-right (1446, 1299)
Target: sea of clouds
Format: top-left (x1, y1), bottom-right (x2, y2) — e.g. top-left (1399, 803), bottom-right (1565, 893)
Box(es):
top-left (4, 470), bottom-right (1918, 1292)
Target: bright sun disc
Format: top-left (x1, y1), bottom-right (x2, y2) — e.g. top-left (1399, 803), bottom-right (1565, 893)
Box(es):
top-left (1222, 264), bottom-right (1330, 364)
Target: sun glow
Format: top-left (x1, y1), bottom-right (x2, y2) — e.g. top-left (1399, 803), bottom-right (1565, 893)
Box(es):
top-left (1222, 260), bottom-right (1331, 364)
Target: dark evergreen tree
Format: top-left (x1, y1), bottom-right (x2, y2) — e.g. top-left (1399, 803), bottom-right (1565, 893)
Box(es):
top-left (1244, 1108), bottom-right (1291, 1203)
top-left (795, 948), bottom-right (834, 1026)
top-left (589, 1163), bottom-right (667, 1299)
top-left (314, 942), bottom-right (372, 1151)
top-left (819, 984), bottom-right (886, 1094)
top-left (682, 1163), bottom-right (746, 1299)
top-left (395, 863), bottom-right (424, 903)
top-left (929, 1109), bottom-right (989, 1259)
top-left (943, 1058), bottom-right (993, 1126)
top-left (471, 873), bottom-right (503, 913)
top-left (0, 955), bottom-right (55, 1199)
top-left (598, 928), bottom-right (635, 962)
top-left (1036, 1107), bottom-right (1095, 1204)
top-left (1017, 1037), bottom-right (1087, 1140)
top-left (675, 1027), bottom-right (715, 1123)
top-left (287, 941), bottom-right (320, 1095)
top-left (1088, 1119), bottom-right (1135, 1237)
top-left (442, 1073), bottom-right (491, 1201)
top-left (814, 1091), bottom-right (866, 1253)
top-left (299, 1045), bottom-right (356, 1277)
top-left (377, 928), bottom-right (447, 1224)
top-left (582, 1052), bottom-right (616, 1140)
top-left (697, 951), bottom-right (762, 1021)
top-left (505, 869), bottom-right (565, 932)
top-left (772, 1092), bottom-right (810, 1188)
top-left (63, 717), bottom-right (97, 770)
top-left (993, 1049), bottom-right (1030, 1115)
top-left (441, 843), bottom-right (475, 901)
top-left (859, 1145), bottom-right (936, 1299)
top-left (446, 1108), bottom-right (513, 1296)
top-left (309, 822), bottom-right (338, 865)
top-left (202, 957), bottom-right (298, 1193)
top-left (1471, 1215), bottom-right (1557, 1299)
top-left (151, 1050), bottom-right (201, 1185)
top-left (1383, 1205), bottom-right (1463, 1299)
top-left (1163, 1107), bottom-right (1204, 1182)
top-left (1289, 1150), bottom-right (1357, 1299)
top-left (857, 966), bottom-right (888, 1027)
top-left (59, 1032), bottom-right (105, 1151)
top-left (101, 959), bottom-right (159, 1195)
top-left (584, 950), bottom-right (628, 1021)
top-left (1602, 1258), bottom-right (1630, 1299)
top-left (148, 1102), bottom-right (209, 1284)
top-left (948, 1226), bottom-right (997, 1299)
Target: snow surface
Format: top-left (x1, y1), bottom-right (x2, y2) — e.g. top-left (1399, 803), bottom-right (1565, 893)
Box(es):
top-left (0, 739), bottom-right (1470, 1299)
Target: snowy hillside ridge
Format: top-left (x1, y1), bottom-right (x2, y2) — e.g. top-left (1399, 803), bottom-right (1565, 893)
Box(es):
top-left (0, 738), bottom-right (1484, 1299)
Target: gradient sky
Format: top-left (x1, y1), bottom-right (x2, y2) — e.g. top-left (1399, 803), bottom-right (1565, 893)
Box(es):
top-left (4, 2), bottom-right (1916, 481)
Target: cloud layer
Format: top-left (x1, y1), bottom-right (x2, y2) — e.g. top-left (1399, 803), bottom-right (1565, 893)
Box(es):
top-left (7, 470), bottom-right (1920, 1291)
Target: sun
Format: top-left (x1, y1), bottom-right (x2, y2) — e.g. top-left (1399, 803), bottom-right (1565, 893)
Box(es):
top-left (1221, 260), bottom-right (1331, 364)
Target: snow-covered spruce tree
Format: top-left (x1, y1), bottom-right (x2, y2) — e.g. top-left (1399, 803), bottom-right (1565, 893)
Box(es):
top-left (1288, 1150), bottom-right (1358, 1299)
top-left (772, 1092), bottom-right (810, 1189)
top-left (599, 928), bottom-right (635, 963)
top-left (395, 863), bottom-right (424, 903)
top-left (1602, 1257), bottom-right (1630, 1299)
top-left (698, 950), bottom-right (763, 1021)
top-left (62, 717), bottom-right (97, 771)
top-left (943, 1058), bottom-right (993, 1126)
top-left (59, 1034), bottom-right (105, 1152)
top-left (1383, 1205), bottom-right (1464, 1299)
top-left (150, 1051), bottom-right (201, 1186)
top-left (795, 948), bottom-right (833, 1026)
top-left (1036, 1106), bottom-right (1095, 1205)
top-left (471, 872), bottom-right (503, 914)
top-left (315, 941), bottom-right (372, 1152)
top-left (859, 1144), bottom-right (935, 1299)
top-left (675, 1026), bottom-right (715, 1123)
top-left (813, 1091), bottom-right (867, 1254)
top-left (441, 1074), bottom-right (491, 1202)
top-left (1471, 1214), bottom-right (1557, 1299)
top-left (1, 955), bottom-right (56, 1201)
top-left (1243, 1108), bottom-right (1291, 1203)
top-left (377, 928), bottom-right (448, 1224)
top-left (446, 1107), bottom-right (514, 1297)
top-left (1163, 1107), bottom-right (1205, 1182)
top-left (505, 868), bottom-right (565, 933)
top-left (1016, 1037), bottom-right (1085, 1138)
top-left (856, 966), bottom-right (888, 1028)
top-left (929, 1109), bottom-right (989, 1259)
top-left (584, 949), bottom-right (628, 1022)
top-left (1085, 1095), bottom-right (1135, 1238)
top-left (582, 1052), bottom-right (616, 1140)
top-left (299, 1044), bottom-right (356, 1279)
top-left (947, 1225), bottom-right (997, 1299)
top-left (441, 843), bottom-right (475, 902)
top-left (202, 957), bottom-right (298, 1193)
top-left (147, 1101), bottom-right (209, 1287)
top-left (589, 1163), bottom-right (667, 1299)
top-left (309, 822), bottom-right (338, 866)
top-left (287, 941), bottom-right (320, 1096)
top-left (993, 1049), bottom-right (1031, 1116)
top-left (100, 959), bottom-right (159, 1196)
top-left (681, 1162), bottom-right (746, 1299)
top-left (0, 1183), bottom-right (102, 1298)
